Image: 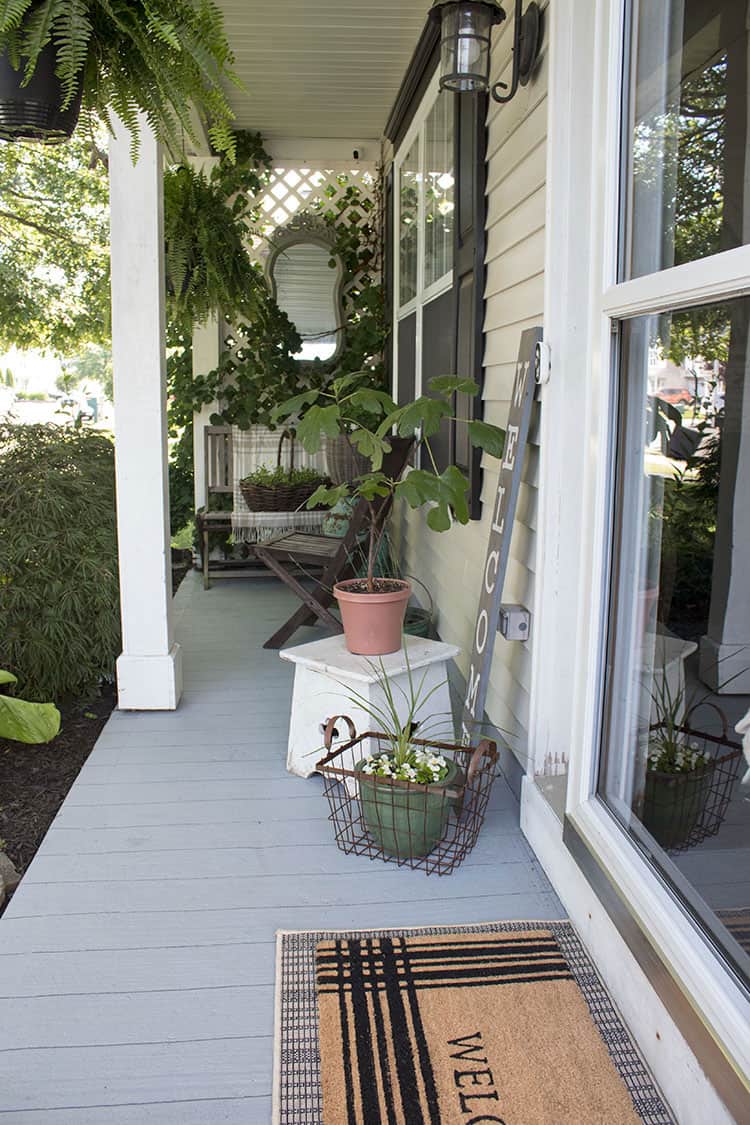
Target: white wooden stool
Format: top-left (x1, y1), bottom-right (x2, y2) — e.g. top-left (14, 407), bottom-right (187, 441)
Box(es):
top-left (280, 634), bottom-right (460, 779)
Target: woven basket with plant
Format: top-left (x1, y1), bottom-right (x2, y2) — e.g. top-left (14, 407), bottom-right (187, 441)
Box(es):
top-left (240, 431), bottom-right (328, 512)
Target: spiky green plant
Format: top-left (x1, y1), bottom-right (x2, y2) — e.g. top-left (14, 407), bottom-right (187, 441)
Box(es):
top-left (323, 652), bottom-right (456, 782)
top-left (0, 0), bottom-right (239, 158)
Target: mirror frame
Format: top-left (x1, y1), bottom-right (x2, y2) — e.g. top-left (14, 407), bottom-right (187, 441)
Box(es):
top-left (266, 214), bottom-right (345, 366)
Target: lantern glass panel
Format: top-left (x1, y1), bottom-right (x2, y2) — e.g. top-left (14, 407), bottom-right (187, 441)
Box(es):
top-left (440, 3), bottom-right (492, 92)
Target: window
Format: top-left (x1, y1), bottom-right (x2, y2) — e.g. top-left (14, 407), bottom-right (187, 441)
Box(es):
top-left (392, 73), bottom-right (486, 506)
top-left (396, 87), bottom-right (455, 320)
top-left (598, 0), bottom-right (750, 990)
top-left (398, 138), bottom-right (420, 307)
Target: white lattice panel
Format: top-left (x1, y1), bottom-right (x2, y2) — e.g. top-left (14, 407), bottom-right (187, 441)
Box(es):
top-left (252, 163), bottom-right (377, 249)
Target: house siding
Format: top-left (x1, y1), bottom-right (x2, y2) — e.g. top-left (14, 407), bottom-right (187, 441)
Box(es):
top-left (397, 7), bottom-right (549, 774)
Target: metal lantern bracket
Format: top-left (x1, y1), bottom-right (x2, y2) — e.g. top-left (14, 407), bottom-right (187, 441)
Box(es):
top-left (492, 0), bottom-right (541, 103)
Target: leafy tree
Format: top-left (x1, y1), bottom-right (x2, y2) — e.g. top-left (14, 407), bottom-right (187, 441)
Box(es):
top-left (59, 344), bottom-right (113, 400)
top-left (0, 133), bottom-right (110, 354)
top-left (634, 57), bottom-right (730, 367)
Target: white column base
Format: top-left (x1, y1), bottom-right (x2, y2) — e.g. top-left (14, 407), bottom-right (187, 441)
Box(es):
top-left (699, 636), bottom-right (750, 694)
top-left (116, 644), bottom-right (183, 710)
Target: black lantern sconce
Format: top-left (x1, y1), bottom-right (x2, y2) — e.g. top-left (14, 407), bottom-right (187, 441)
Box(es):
top-left (429, 0), bottom-right (541, 103)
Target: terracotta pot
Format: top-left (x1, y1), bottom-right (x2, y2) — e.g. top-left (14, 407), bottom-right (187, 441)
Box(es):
top-left (334, 579), bottom-right (411, 655)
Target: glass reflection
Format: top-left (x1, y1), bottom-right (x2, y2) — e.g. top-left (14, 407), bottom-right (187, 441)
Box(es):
top-left (424, 91), bottom-right (455, 289)
top-left (273, 242), bottom-right (338, 362)
top-left (624, 1), bottom-right (747, 280)
top-left (600, 297), bottom-right (750, 986)
top-left (399, 139), bottom-right (419, 307)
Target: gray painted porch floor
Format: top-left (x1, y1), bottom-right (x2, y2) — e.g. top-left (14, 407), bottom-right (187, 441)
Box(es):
top-left (0, 572), bottom-right (562, 1123)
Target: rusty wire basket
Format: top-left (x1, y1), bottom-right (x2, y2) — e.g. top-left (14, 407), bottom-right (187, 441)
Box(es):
top-left (643, 713), bottom-right (742, 854)
top-left (315, 716), bottom-right (499, 876)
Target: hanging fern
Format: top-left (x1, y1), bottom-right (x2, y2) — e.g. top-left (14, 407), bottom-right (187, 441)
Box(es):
top-left (163, 131), bottom-right (272, 326)
top-left (0, 0), bottom-right (238, 158)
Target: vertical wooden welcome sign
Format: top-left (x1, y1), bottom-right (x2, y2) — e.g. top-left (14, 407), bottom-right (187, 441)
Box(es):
top-left (460, 326), bottom-right (543, 745)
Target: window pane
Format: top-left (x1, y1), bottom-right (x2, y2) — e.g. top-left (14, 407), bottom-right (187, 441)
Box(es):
top-left (398, 139), bottom-right (419, 307)
top-left (623, 1), bottom-right (748, 280)
top-left (600, 297), bottom-right (750, 987)
top-left (424, 91), bottom-right (455, 288)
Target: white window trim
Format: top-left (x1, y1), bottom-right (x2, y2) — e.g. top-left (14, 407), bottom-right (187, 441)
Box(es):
top-left (530, 0), bottom-right (750, 1094)
top-left (392, 70), bottom-right (454, 401)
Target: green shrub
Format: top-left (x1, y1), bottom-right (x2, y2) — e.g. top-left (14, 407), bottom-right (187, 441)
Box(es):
top-left (0, 423), bottom-right (120, 702)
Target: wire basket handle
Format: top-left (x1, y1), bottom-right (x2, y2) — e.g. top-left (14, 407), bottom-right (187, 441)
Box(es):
top-left (467, 739), bottom-right (497, 786)
top-left (402, 573), bottom-right (434, 622)
top-left (323, 714), bottom-right (357, 750)
top-left (684, 700), bottom-right (729, 742)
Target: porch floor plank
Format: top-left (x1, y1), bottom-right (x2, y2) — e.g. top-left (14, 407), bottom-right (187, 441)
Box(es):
top-left (0, 573), bottom-right (562, 1120)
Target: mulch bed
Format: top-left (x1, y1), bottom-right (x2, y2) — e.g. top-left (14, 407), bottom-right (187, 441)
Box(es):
top-left (0, 685), bottom-right (116, 914)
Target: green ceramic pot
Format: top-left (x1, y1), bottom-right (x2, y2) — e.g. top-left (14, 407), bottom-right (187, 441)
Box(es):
top-left (356, 756), bottom-right (464, 859)
top-left (642, 761), bottom-right (714, 850)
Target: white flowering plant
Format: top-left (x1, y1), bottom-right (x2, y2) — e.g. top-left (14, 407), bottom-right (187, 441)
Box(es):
top-left (647, 740), bottom-right (708, 774)
top-left (322, 648), bottom-right (457, 785)
top-left (360, 746), bottom-right (450, 784)
top-left (646, 643), bottom-right (745, 775)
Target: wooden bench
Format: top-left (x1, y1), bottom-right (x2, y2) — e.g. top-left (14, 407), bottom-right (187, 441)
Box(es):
top-left (198, 426), bottom-right (233, 589)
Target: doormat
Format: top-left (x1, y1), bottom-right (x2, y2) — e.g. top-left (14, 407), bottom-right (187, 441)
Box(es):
top-left (718, 908), bottom-right (750, 955)
top-left (273, 922), bottom-right (674, 1125)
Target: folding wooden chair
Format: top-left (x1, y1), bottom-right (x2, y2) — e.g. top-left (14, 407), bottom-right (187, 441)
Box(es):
top-left (255, 437), bottom-right (414, 649)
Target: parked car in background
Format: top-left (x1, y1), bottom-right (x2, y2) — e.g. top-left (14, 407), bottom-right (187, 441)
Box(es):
top-left (56, 394), bottom-right (95, 423)
top-left (656, 386), bottom-right (693, 406)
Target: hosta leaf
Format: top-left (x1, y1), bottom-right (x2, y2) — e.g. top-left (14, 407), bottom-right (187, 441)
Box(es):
top-left (0, 669), bottom-right (18, 686)
top-left (0, 694), bottom-right (60, 744)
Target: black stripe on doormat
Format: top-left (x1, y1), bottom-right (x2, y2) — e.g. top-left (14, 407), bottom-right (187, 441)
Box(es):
top-left (334, 939), bottom-right (358, 1125)
top-left (345, 939), bottom-right (383, 1125)
top-left (378, 936), bottom-right (426, 1124)
top-left (318, 970), bottom-right (575, 994)
top-left (318, 959), bottom-right (572, 988)
top-left (316, 937), bottom-right (559, 966)
top-left (398, 935), bottom-right (441, 1125)
top-left (363, 939), bottom-right (398, 1125)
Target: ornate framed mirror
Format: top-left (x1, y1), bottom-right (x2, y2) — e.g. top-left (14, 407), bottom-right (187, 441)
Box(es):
top-left (266, 216), bottom-right (344, 364)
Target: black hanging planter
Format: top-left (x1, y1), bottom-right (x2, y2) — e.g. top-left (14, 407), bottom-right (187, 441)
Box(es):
top-left (0, 39), bottom-right (82, 143)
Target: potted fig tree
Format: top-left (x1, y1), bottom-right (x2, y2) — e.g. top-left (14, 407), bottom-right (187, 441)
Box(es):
top-left (272, 372), bottom-right (505, 655)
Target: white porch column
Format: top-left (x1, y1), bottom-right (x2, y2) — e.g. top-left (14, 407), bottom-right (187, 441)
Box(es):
top-left (192, 314), bottom-right (222, 511)
top-left (110, 112), bottom-right (183, 710)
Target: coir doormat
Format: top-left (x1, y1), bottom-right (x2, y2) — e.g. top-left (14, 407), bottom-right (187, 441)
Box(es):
top-left (273, 922), bottom-right (674, 1125)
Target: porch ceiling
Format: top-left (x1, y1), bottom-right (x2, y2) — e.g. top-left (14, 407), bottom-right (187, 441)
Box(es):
top-left (217, 0), bottom-right (431, 142)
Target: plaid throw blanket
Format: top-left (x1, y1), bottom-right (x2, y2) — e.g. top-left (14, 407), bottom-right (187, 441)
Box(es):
top-left (231, 425), bottom-right (328, 543)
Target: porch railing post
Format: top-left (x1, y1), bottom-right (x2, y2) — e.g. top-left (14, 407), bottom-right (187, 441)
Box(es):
top-left (109, 111), bottom-right (183, 710)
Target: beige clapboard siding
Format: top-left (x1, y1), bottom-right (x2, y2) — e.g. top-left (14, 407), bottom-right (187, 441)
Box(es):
top-left (400, 3), bottom-right (549, 773)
